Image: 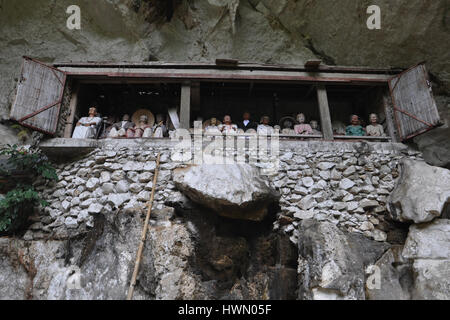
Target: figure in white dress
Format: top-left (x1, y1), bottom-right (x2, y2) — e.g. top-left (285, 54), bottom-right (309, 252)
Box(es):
top-left (366, 114), bottom-right (385, 137)
top-left (218, 115), bottom-right (238, 134)
top-left (257, 116), bottom-right (274, 135)
top-left (205, 117), bottom-right (221, 135)
top-left (72, 107), bottom-right (102, 139)
top-left (152, 114), bottom-right (167, 138)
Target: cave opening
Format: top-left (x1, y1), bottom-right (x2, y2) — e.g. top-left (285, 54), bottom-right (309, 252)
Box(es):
top-left (174, 198), bottom-right (298, 299)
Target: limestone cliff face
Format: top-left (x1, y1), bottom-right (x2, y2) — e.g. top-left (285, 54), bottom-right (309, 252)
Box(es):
top-left (0, 0), bottom-right (449, 164)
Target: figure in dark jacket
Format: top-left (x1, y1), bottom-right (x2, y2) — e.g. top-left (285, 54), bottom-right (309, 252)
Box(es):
top-left (237, 112), bottom-right (258, 132)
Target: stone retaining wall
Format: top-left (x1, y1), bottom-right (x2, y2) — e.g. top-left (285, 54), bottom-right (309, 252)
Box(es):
top-left (27, 139), bottom-right (423, 244)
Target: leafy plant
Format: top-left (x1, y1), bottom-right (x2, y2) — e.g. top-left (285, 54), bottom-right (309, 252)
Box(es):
top-left (0, 144), bottom-right (58, 180)
top-left (0, 145), bottom-right (57, 234)
top-left (0, 186), bottom-right (49, 233)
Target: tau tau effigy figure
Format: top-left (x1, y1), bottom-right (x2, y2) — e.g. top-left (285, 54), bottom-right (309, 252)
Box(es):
top-left (72, 107), bottom-right (102, 139)
top-left (108, 114), bottom-right (135, 138)
top-left (257, 116), bottom-right (274, 135)
top-left (280, 116), bottom-right (296, 135)
top-left (152, 114), bottom-right (167, 138)
top-left (294, 113), bottom-right (313, 135)
top-left (219, 115), bottom-right (238, 134)
top-left (205, 117), bottom-right (221, 134)
top-left (332, 120), bottom-right (346, 135)
top-left (132, 115), bottom-right (153, 138)
top-left (346, 115), bottom-right (366, 136)
top-left (310, 120), bottom-right (322, 135)
top-left (365, 113), bottom-right (385, 137)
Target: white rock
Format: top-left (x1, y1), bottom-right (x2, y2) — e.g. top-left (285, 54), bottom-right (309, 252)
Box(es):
top-left (88, 203), bottom-right (103, 214)
top-left (107, 193), bottom-right (131, 208)
top-left (100, 171), bottom-right (111, 184)
top-left (64, 217), bottom-right (78, 229)
top-left (302, 177), bottom-right (314, 188)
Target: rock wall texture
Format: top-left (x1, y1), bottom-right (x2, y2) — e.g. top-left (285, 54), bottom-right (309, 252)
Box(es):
top-left (1, 0), bottom-right (450, 300)
top-left (3, 139), bottom-right (443, 300)
top-left (1, 1), bottom-right (449, 124)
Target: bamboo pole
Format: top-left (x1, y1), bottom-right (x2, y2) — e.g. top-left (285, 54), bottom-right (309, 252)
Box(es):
top-left (126, 152), bottom-right (161, 300)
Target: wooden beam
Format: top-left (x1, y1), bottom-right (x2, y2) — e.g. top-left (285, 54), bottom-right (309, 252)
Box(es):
top-left (180, 83), bottom-right (191, 129)
top-left (191, 82), bottom-right (201, 112)
top-left (316, 85), bottom-right (334, 141)
top-left (64, 83), bottom-right (80, 138)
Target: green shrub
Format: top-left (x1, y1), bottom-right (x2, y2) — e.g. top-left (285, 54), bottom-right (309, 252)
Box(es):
top-left (0, 145), bottom-right (58, 234)
top-left (0, 186), bottom-right (49, 233)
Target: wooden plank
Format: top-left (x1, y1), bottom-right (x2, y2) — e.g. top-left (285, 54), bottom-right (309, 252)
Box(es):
top-left (10, 58), bottom-right (65, 135)
top-left (316, 85), bottom-right (334, 141)
top-left (59, 67), bottom-right (393, 83)
top-left (64, 83), bottom-right (79, 138)
top-left (180, 84), bottom-right (191, 129)
top-left (388, 64), bottom-right (441, 140)
top-left (383, 92), bottom-right (398, 142)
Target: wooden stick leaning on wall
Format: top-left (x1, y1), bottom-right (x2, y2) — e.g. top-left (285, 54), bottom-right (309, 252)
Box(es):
top-left (126, 152), bottom-right (161, 300)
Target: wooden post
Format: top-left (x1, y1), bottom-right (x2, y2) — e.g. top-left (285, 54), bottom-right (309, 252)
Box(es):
top-left (127, 153), bottom-right (161, 300)
top-left (316, 85), bottom-right (334, 141)
top-left (383, 93), bottom-right (398, 142)
top-left (180, 83), bottom-right (191, 129)
top-left (64, 83), bottom-right (80, 138)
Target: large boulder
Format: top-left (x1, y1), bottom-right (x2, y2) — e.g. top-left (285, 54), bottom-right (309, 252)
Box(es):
top-left (402, 219), bottom-right (450, 300)
top-left (172, 159), bottom-right (280, 221)
top-left (388, 159), bottom-right (450, 224)
top-left (297, 220), bottom-right (389, 300)
top-left (365, 246), bottom-right (413, 300)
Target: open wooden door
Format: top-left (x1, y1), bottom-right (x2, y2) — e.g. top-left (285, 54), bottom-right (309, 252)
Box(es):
top-left (388, 63), bottom-right (441, 141)
top-left (10, 56), bottom-right (66, 135)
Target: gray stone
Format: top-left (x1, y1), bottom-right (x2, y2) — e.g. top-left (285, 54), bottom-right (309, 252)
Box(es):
top-left (294, 184), bottom-right (308, 196)
top-left (339, 178), bottom-right (355, 190)
top-left (88, 203), bottom-right (103, 214)
top-left (317, 162), bottom-right (336, 171)
top-left (111, 170), bottom-right (126, 181)
top-left (402, 219), bottom-right (450, 260)
top-left (138, 172), bottom-right (153, 183)
top-left (298, 195), bottom-right (317, 211)
top-left (359, 199), bottom-right (379, 210)
top-left (173, 158), bottom-right (279, 221)
top-left (343, 166), bottom-right (356, 177)
top-left (116, 180), bottom-right (130, 194)
top-left (100, 171), bottom-right (111, 184)
top-left (130, 183), bottom-right (144, 193)
top-left (64, 217), bottom-right (78, 229)
top-left (107, 193), bottom-right (131, 208)
top-left (388, 159), bottom-right (450, 223)
top-left (366, 246), bottom-right (413, 300)
top-left (302, 177), bottom-right (314, 188)
top-left (123, 161), bottom-right (144, 171)
top-left (297, 220), bottom-right (389, 300)
top-left (101, 183), bottom-right (115, 195)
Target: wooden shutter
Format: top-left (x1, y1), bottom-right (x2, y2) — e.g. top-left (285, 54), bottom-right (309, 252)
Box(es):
top-left (388, 63), bottom-right (441, 141)
top-left (10, 57), bottom-right (66, 135)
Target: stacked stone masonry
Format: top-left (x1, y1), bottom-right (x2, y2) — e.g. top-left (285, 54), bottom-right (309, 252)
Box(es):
top-left (26, 140), bottom-right (423, 244)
